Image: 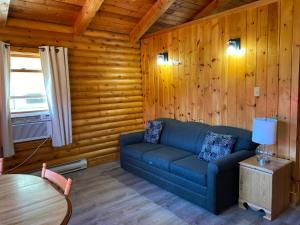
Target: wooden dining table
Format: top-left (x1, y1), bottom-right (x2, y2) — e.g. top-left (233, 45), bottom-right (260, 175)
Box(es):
top-left (0, 174), bottom-right (71, 225)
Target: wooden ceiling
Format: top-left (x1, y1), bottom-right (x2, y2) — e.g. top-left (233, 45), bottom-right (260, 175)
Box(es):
top-left (4, 0), bottom-right (258, 41)
top-left (147, 0), bottom-right (257, 34)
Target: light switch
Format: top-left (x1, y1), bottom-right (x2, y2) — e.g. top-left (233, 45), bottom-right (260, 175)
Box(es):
top-left (254, 87), bottom-right (260, 97)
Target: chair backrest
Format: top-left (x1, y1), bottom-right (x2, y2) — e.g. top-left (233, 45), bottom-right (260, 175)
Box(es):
top-left (41, 163), bottom-right (72, 196)
top-left (0, 158), bottom-right (3, 175)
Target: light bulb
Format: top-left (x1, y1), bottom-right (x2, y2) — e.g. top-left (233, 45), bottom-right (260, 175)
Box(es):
top-left (227, 46), bottom-right (236, 55)
top-left (157, 56), bottom-right (165, 65)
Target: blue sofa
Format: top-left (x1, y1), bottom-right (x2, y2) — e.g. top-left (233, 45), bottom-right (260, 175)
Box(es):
top-left (120, 118), bottom-right (258, 214)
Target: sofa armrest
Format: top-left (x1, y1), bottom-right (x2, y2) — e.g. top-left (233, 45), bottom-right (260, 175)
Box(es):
top-left (208, 150), bottom-right (255, 174)
top-left (119, 131), bottom-right (145, 148)
top-left (207, 150), bottom-right (255, 214)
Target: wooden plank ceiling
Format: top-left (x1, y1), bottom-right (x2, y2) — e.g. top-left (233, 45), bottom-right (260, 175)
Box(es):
top-left (147, 0), bottom-right (258, 34)
top-left (6, 0), bottom-right (258, 40)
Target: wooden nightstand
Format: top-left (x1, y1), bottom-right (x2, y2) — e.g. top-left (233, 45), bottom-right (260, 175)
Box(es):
top-left (239, 156), bottom-right (292, 220)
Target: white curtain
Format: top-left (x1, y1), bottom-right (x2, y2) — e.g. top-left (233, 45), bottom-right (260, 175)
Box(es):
top-left (39, 46), bottom-right (72, 147)
top-left (0, 42), bottom-right (14, 157)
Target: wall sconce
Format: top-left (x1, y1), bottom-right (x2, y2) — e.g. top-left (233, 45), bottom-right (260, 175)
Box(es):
top-left (157, 52), bottom-right (169, 65)
top-left (227, 38), bottom-right (245, 56)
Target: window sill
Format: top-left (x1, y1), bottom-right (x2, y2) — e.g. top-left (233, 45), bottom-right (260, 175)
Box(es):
top-left (11, 110), bottom-right (50, 118)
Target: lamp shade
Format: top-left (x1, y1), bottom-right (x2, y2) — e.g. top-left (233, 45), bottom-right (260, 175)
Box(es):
top-left (252, 118), bottom-right (277, 145)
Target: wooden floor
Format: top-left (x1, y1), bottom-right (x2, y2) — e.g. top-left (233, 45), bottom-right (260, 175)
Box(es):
top-left (68, 162), bottom-right (300, 225)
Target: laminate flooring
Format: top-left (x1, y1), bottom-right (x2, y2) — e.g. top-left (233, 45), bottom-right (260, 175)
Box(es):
top-left (68, 162), bottom-right (300, 225)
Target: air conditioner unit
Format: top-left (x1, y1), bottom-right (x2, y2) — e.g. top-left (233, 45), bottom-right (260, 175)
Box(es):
top-left (30, 159), bottom-right (88, 176)
top-left (11, 112), bottom-right (52, 143)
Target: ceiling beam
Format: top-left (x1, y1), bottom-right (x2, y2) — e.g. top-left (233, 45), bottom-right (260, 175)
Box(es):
top-left (192, 0), bottom-right (220, 21)
top-left (130, 0), bottom-right (176, 43)
top-left (0, 0), bottom-right (10, 26)
top-left (73, 0), bottom-right (104, 34)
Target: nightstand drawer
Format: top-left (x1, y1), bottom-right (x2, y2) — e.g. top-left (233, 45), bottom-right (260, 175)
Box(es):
top-left (239, 166), bottom-right (272, 210)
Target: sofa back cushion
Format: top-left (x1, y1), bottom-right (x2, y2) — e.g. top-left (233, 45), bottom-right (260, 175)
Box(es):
top-left (209, 126), bottom-right (258, 152)
top-left (157, 118), bottom-right (257, 154)
top-left (158, 118), bottom-right (210, 154)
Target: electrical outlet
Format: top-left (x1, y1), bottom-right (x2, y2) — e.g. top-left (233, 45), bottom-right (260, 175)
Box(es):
top-left (254, 87), bottom-right (260, 97)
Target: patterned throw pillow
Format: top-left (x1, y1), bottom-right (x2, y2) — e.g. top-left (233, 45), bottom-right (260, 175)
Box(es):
top-left (198, 131), bottom-right (237, 162)
top-left (144, 120), bottom-right (163, 144)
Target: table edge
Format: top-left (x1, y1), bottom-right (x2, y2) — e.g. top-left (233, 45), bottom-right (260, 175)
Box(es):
top-left (0, 174), bottom-right (72, 225)
top-left (61, 197), bottom-right (72, 225)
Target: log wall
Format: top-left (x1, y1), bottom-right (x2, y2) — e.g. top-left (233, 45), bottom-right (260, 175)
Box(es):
top-left (141, 0), bottom-right (300, 202)
top-left (0, 21), bottom-right (144, 173)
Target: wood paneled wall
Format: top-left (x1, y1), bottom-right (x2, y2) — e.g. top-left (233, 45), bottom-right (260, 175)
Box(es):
top-left (0, 23), bottom-right (143, 173)
top-left (141, 0), bottom-right (300, 202)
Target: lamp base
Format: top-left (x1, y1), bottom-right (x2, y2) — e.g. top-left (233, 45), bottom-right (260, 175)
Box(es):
top-left (256, 155), bottom-right (271, 166)
top-left (255, 145), bottom-right (272, 166)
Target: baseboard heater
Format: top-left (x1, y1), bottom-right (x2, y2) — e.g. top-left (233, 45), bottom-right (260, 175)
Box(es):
top-left (30, 159), bottom-right (87, 176)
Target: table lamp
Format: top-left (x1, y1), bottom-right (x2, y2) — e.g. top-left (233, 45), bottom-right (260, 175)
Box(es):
top-left (252, 118), bottom-right (277, 164)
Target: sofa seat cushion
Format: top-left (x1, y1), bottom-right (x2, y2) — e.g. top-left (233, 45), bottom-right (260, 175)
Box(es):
top-left (170, 155), bottom-right (208, 186)
top-left (142, 146), bottom-right (192, 171)
top-left (121, 143), bottom-right (164, 160)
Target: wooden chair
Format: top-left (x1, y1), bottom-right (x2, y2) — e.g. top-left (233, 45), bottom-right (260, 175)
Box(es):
top-left (41, 163), bottom-right (72, 196)
top-left (0, 158), bottom-right (3, 175)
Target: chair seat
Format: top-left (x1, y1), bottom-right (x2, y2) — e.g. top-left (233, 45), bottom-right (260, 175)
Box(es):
top-left (170, 155), bottom-right (208, 186)
top-left (121, 143), bottom-right (164, 160)
top-left (142, 147), bottom-right (192, 171)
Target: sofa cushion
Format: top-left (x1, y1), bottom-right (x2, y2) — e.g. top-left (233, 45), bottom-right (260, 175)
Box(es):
top-left (144, 120), bottom-right (163, 144)
top-left (142, 146), bottom-right (192, 171)
top-left (121, 143), bottom-right (164, 160)
top-left (210, 126), bottom-right (258, 152)
top-left (198, 131), bottom-right (237, 162)
top-left (158, 118), bottom-right (210, 153)
top-left (170, 155), bottom-right (208, 186)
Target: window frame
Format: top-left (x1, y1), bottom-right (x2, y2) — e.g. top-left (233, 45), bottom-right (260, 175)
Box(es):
top-left (10, 52), bottom-right (49, 115)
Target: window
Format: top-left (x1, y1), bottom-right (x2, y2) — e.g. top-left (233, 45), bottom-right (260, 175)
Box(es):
top-left (10, 55), bottom-right (48, 113)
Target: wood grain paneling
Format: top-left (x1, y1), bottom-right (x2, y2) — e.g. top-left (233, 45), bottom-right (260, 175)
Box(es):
top-left (141, 0), bottom-right (300, 202)
top-left (88, 0), bottom-right (156, 35)
top-left (7, 0), bottom-right (260, 36)
top-left (142, 2), bottom-right (279, 128)
top-left (0, 21), bottom-right (143, 173)
top-left (147, 0), bottom-right (258, 34)
top-left (73, 0), bottom-right (104, 34)
top-left (9, 0), bottom-right (80, 25)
